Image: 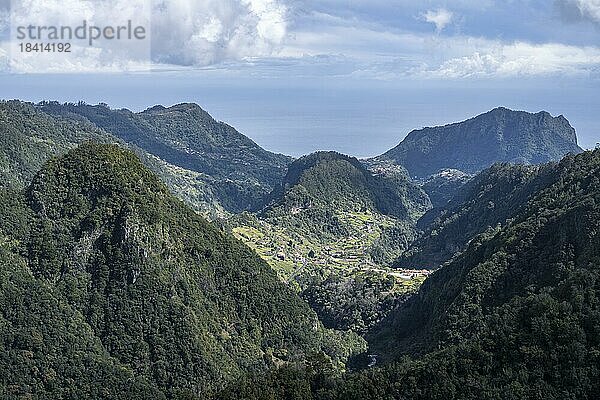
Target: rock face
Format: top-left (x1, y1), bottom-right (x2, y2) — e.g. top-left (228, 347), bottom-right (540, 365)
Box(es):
top-left (420, 169), bottom-right (471, 208)
top-left (375, 107), bottom-right (583, 179)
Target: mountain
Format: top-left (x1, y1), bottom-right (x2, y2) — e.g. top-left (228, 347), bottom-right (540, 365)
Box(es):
top-left (0, 143), bottom-right (364, 399)
top-left (375, 107), bottom-right (583, 179)
top-left (39, 101), bottom-right (292, 213)
top-left (0, 100), bottom-right (114, 190)
top-left (395, 162), bottom-right (558, 269)
top-left (221, 149), bottom-right (600, 400)
top-left (1, 100), bottom-right (431, 337)
top-left (0, 100), bottom-right (227, 217)
top-left (266, 151), bottom-right (430, 223)
top-left (231, 152), bottom-right (431, 334)
top-left (0, 239), bottom-right (164, 399)
top-left (367, 149), bottom-right (600, 388)
top-left (420, 168), bottom-right (471, 208)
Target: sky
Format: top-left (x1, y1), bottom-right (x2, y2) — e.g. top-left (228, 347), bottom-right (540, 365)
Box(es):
top-left (0, 0), bottom-right (599, 156)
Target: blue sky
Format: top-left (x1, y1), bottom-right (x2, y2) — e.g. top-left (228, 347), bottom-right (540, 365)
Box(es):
top-left (0, 0), bottom-right (599, 156)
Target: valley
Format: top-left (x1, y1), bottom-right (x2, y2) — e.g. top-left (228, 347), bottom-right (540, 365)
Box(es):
top-left (0, 99), bottom-right (595, 399)
top-left (231, 210), bottom-right (429, 333)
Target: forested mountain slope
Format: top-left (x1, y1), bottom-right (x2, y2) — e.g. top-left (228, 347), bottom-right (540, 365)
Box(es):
top-left (221, 148), bottom-right (600, 400)
top-left (231, 152), bottom-right (431, 333)
top-left (39, 101), bottom-right (292, 212)
top-left (0, 100), bottom-right (114, 190)
top-left (0, 144), bottom-right (363, 399)
top-left (395, 162), bottom-right (559, 269)
top-left (420, 168), bottom-right (471, 208)
top-left (375, 107), bottom-right (583, 179)
top-left (0, 100), bottom-right (230, 217)
top-left (263, 151), bottom-right (430, 235)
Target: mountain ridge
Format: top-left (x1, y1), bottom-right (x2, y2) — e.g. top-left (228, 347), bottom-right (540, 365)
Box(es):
top-left (38, 101), bottom-right (293, 213)
top-left (220, 148), bottom-right (600, 400)
top-left (0, 143), bottom-right (364, 398)
top-left (374, 107), bottom-right (583, 179)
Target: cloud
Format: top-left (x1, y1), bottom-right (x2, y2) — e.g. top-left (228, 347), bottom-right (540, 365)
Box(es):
top-left (151, 0), bottom-right (288, 66)
top-left (2, 0), bottom-right (599, 78)
top-left (557, 0), bottom-right (600, 25)
top-left (577, 0), bottom-right (600, 22)
top-left (421, 8), bottom-right (454, 33)
top-left (4, 0), bottom-right (152, 73)
top-left (0, 46), bottom-right (7, 70)
top-left (419, 42), bottom-right (600, 78)
top-left (275, 3), bottom-right (600, 80)
top-left (0, 0), bottom-right (9, 36)
top-left (280, 16), bottom-right (600, 80)
top-left (2, 0), bottom-right (289, 72)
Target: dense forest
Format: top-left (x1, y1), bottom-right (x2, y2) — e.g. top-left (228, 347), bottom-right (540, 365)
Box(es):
top-left (231, 151), bottom-right (430, 333)
top-left (0, 144), bottom-right (363, 398)
top-left (39, 101), bottom-right (292, 213)
top-left (395, 162), bottom-right (558, 269)
top-left (1, 99), bottom-right (595, 399)
top-left (0, 100), bottom-right (231, 217)
top-left (221, 148), bottom-right (600, 400)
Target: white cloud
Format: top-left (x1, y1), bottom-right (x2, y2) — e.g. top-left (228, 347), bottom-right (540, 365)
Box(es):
top-left (0, 0), bottom-right (9, 34)
top-left (571, 0), bottom-right (600, 22)
top-left (6, 0), bottom-right (151, 73)
top-left (421, 8), bottom-right (454, 33)
top-left (1, 0), bottom-right (599, 78)
top-left (419, 42), bottom-right (600, 78)
top-left (0, 46), bottom-right (7, 71)
top-left (151, 0), bottom-right (288, 66)
top-left (2, 0), bottom-right (289, 72)
top-left (557, 0), bottom-right (600, 24)
top-left (277, 16), bottom-right (600, 80)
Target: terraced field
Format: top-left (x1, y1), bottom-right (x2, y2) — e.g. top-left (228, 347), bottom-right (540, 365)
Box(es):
top-left (232, 210), bottom-right (430, 332)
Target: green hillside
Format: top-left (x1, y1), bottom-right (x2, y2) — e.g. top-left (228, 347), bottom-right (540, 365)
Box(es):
top-left (39, 101), bottom-right (292, 213)
top-left (0, 100), bottom-right (231, 218)
top-left (231, 152), bottom-right (431, 334)
top-left (420, 168), bottom-right (471, 208)
top-left (0, 234), bottom-right (163, 399)
top-left (220, 148), bottom-right (600, 400)
top-left (375, 107), bottom-right (583, 179)
top-left (0, 100), bottom-right (114, 190)
top-left (0, 143), bottom-right (364, 399)
top-left (395, 162), bottom-right (558, 269)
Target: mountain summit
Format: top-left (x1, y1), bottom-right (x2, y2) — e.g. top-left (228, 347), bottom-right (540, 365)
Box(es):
top-left (38, 101), bottom-right (292, 213)
top-left (267, 151), bottom-right (429, 220)
top-left (0, 143), bottom-right (361, 398)
top-left (375, 107), bottom-right (583, 178)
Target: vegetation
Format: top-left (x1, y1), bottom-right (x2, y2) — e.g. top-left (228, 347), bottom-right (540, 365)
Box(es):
top-left (0, 144), bottom-right (365, 399)
top-left (267, 152), bottom-right (430, 220)
top-left (219, 149), bottom-right (600, 399)
top-left (39, 101), bottom-right (292, 213)
top-left (395, 162), bottom-right (558, 269)
top-left (375, 107), bottom-right (583, 178)
top-left (0, 102), bottom-right (427, 338)
top-left (302, 271), bottom-right (425, 334)
top-left (420, 168), bottom-right (471, 208)
top-left (0, 100), bottom-right (231, 218)
top-left (230, 152), bottom-right (431, 333)
top-left (0, 100), bottom-right (114, 190)
top-left (3, 101), bottom-right (598, 399)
